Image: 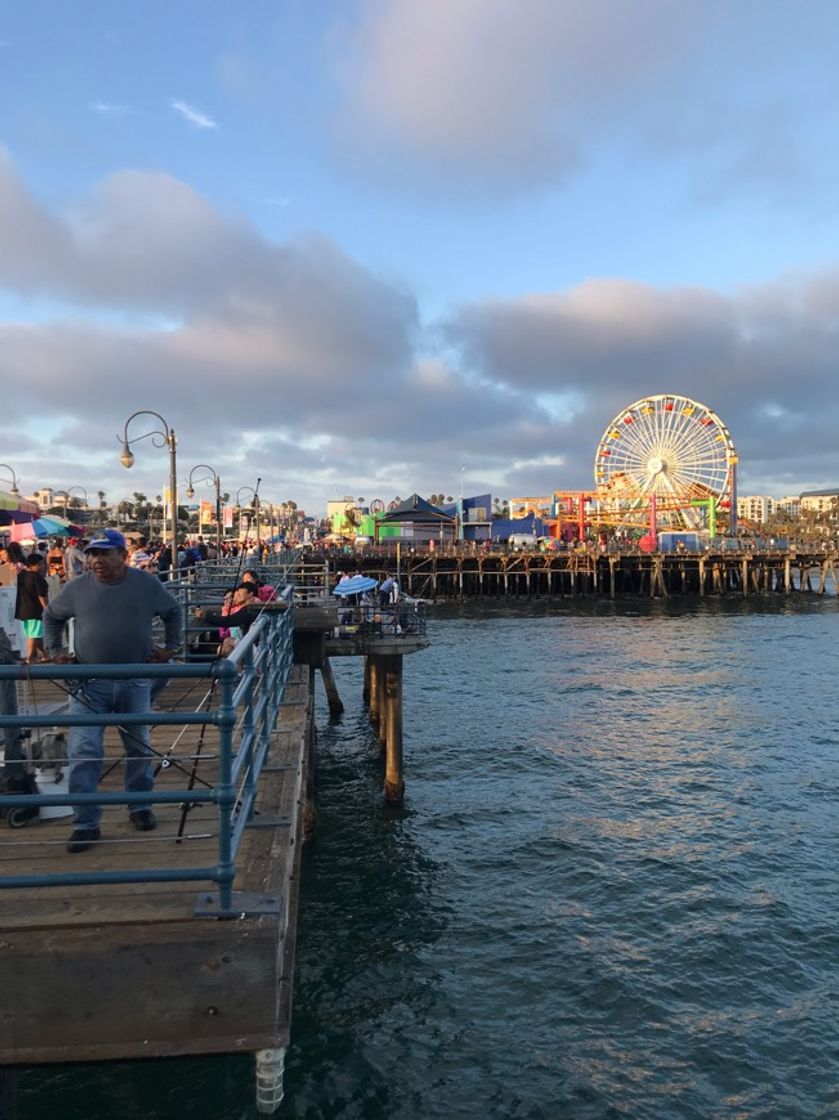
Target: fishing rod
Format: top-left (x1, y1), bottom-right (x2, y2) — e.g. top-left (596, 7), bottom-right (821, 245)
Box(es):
top-left (32, 665), bottom-right (218, 790)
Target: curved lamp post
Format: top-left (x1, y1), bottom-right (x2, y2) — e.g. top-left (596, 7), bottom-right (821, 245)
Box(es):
top-left (236, 483), bottom-right (261, 547)
top-left (65, 485), bottom-right (89, 509)
top-left (186, 464), bottom-right (222, 556)
top-left (119, 411), bottom-right (178, 574)
top-left (0, 464), bottom-right (20, 496)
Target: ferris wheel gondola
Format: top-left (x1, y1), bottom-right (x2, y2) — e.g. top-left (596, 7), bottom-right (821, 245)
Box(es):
top-left (594, 394), bottom-right (737, 531)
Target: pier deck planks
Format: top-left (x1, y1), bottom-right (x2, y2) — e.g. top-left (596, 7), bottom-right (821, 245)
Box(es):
top-left (0, 667), bottom-right (311, 1063)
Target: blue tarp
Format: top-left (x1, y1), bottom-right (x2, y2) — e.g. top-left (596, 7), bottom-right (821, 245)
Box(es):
top-left (491, 515), bottom-right (546, 540)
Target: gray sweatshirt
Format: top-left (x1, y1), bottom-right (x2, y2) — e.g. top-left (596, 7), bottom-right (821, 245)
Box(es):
top-left (44, 569), bottom-right (182, 664)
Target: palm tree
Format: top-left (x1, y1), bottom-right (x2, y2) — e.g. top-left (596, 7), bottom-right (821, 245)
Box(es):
top-left (132, 492), bottom-right (148, 522)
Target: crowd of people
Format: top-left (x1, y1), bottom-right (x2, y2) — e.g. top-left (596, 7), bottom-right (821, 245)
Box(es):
top-left (0, 533), bottom-right (285, 662)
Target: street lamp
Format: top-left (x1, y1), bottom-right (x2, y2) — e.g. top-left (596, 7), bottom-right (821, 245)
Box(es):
top-left (186, 464), bottom-right (222, 556)
top-left (119, 410), bottom-right (178, 574)
top-left (0, 464), bottom-right (19, 496)
top-left (236, 482), bottom-right (261, 548)
top-left (65, 485), bottom-right (89, 509)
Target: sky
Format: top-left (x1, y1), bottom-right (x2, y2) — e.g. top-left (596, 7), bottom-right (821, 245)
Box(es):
top-left (1, 0), bottom-right (839, 515)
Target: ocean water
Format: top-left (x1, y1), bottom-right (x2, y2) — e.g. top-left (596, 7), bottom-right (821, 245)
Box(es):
top-left (18, 599), bottom-right (839, 1119)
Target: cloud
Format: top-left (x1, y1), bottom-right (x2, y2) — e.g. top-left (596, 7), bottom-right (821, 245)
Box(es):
top-left (0, 153), bottom-right (494, 506)
top-left (330, 0), bottom-right (838, 204)
top-left (442, 271), bottom-right (839, 491)
top-left (2, 150), bottom-right (839, 506)
top-left (332, 0), bottom-right (717, 196)
top-left (171, 99), bottom-right (217, 130)
top-left (90, 101), bottom-right (137, 118)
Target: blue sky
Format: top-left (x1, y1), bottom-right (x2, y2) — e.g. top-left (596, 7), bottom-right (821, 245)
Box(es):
top-left (1, 0), bottom-right (839, 514)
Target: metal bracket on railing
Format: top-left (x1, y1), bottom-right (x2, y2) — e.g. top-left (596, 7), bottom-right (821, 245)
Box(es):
top-left (193, 890), bottom-right (283, 918)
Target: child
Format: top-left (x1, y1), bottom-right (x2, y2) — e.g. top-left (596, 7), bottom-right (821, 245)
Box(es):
top-left (15, 553), bottom-right (49, 662)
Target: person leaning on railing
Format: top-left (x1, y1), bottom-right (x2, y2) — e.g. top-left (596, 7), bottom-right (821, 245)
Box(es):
top-left (42, 529), bottom-right (183, 854)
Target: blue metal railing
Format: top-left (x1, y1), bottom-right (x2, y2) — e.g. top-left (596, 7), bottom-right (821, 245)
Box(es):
top-left (0, 589), bottom-right (295, 917)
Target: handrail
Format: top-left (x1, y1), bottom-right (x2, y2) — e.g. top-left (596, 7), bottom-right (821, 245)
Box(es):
top-left (0, 589), bottom-right (295, 917)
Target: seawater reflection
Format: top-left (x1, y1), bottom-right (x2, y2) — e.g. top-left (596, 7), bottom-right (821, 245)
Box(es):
top-left (18, 598), bottom-right (839, 1119)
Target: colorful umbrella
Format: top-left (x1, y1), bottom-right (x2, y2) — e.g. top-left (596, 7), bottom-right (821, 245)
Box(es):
top-left (8, 517), bottom-right (84, 542)
top-left (0, 491), bottom-right (40, 525)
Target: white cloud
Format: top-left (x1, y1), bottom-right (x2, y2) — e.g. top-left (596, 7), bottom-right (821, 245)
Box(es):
top-left (2, 152), bottom-right (839, 505)
top-left (333, 0), bottom-right (715, 195)
top-left (330, 0), bottom-right (837, 206)
top-left (171, 99), bottom-right (217, 130)
top-left (90, 101), bottom-right (136, 117)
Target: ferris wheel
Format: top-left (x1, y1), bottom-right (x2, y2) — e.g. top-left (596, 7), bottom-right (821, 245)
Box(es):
top-left (594, 394), bottom-right (737, 530)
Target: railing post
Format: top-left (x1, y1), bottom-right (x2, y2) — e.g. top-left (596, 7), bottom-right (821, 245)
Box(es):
top-left (215, 659), bottom-right (237, 915)
top-left (240, 641), bottom-right (257, 821)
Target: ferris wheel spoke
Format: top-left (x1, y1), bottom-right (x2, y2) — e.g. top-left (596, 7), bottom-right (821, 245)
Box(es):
top-left (664, 418), bottom-right (716, 463)
top-left (621, 421), bottom-right (656, 464)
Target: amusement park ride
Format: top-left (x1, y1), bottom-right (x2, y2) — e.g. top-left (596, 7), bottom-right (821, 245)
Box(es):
top-left (533, 395), bottom-right (739, 545)
top-left (593, 393), bottom-right (738, 543)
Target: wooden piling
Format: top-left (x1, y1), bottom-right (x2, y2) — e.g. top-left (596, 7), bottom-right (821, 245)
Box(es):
top-left (376, 656), bottom-right (387, 746)
top-left (362, 656), bottom-right (371, 706)
top-left (320, 656), bottom-right (344, 716)
top-left (382, 654), bottom-right (405, 803)
top-left (368, 656), bottom-right (380, 726)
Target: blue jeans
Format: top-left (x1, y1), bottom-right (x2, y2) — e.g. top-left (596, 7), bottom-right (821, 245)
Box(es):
top-left (69, 678), bottom-right (154, 828)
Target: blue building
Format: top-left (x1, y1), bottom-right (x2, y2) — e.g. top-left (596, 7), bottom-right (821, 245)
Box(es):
top-left (441, 494), bottom-right (493, 541)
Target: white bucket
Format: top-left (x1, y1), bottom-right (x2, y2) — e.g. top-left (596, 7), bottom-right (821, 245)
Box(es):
top-left (36, 769), bottom-right (74, 820)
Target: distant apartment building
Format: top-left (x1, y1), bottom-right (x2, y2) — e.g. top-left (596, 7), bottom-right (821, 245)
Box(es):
top-left (510, 496), bottom-right (552, 519)
top-left (33, 488), bottom-right (54, 509)
top-left (736, 495), bottom-right (773, 523)
top-left (800, 488), bottom-right (839, 514)
top-left (775, 495), bottom-right (800, 517)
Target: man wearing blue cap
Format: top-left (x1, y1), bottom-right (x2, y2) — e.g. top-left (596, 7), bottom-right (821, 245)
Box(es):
top-left (43, 529), bottom-right (182, 852)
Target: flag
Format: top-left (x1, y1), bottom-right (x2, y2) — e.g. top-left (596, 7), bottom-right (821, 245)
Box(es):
top-left (200, 499), bottom-right (213, 525)
top-left (223, 505), bottom-right (234, 530)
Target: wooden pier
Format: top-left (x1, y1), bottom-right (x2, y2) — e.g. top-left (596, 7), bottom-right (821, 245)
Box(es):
top-left (345, 549), bottom-right (839, 600)
top-left (0, 579), bottom-right (431, 1113)
top-left (293, 599), bottom-right (429, 803)
top-left (0, 668), bottom-right (311, 1070)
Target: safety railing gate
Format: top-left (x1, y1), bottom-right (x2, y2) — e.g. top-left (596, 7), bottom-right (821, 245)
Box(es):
top-left (0, 590), bottom-right (295, 918)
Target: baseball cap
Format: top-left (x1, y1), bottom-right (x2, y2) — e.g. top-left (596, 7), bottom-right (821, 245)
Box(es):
top-left (85, 529), bottom-right (127, 552)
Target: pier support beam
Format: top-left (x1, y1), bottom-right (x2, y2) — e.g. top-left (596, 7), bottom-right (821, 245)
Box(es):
top-left (368, 656), bottom-right (380, 727)
top-left (377, 657), bottom-right (387, 746)
top-left (383, 654), bottom-right (405, 804)
top-left (320, 656), bottom-right (344, 716)
top-left (363, 656), bottom-right (371, 706)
